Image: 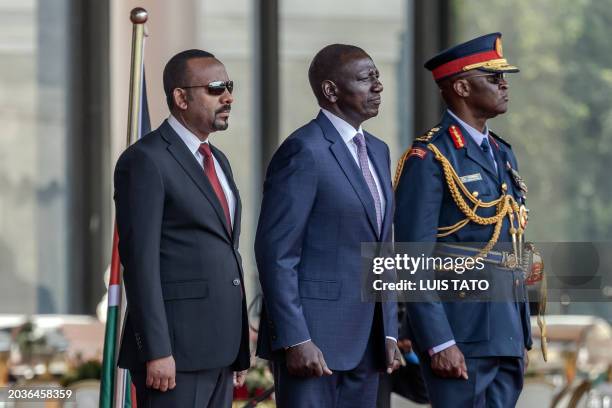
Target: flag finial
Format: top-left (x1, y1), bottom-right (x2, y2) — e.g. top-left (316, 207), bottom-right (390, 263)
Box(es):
top-left (130, 7), bottom-right (148, 24)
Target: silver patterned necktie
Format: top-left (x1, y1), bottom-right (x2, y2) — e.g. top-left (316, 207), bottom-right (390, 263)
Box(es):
top-left (353, 133), bottom-right (382, 234)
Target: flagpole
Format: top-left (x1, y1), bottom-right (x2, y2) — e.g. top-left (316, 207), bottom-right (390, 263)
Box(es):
top-left (100, 7), bottom-right (148, 408)
top-left (126, 7), bottom-right (148, 146)
top-left (116, 9), bottom-right (149, 408)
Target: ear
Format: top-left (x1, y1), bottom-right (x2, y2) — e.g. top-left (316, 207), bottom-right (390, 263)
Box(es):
top-left (321, 80), bottom-right (338, 103)
top-left (453, 79), bottom-right (471, 98)
top-left (173, 88), bottom-right (189, 110)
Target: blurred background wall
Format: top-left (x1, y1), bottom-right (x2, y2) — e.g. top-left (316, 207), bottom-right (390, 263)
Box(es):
top-left (0, 0), bottom-right (611, 322)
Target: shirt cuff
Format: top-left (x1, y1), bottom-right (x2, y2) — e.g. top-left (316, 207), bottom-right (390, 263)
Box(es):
top-left (429, 339), bottom-right (456, 356)
top-left (285, 339), bottom-right (311, 350)
top-left (386, 336), bottom-right (397, 342)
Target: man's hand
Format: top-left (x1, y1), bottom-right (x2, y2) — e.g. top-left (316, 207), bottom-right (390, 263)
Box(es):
top-left (146, 355), bottom-right (176, 392)
top-left (386, 338), bottom-right (402, 374)
top-left (431, 345), bottom-right (468, 379)
top-left (524, 348), bottom-right (529, 374)
top-left (397, 338), bottom-right (412, 353)
top-left (285, 341), bottom-right (333, 377)
top-left (234, 370), bottom-right (248, 387)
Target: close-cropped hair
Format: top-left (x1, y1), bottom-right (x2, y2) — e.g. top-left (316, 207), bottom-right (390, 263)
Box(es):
top-left (308, 44), bottom-right (368, 103)
top-left (163, 49), bottom-right (215, 109)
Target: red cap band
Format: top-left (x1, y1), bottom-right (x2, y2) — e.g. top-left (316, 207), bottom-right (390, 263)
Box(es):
top-left (432, 50), bottom-right (500, 80)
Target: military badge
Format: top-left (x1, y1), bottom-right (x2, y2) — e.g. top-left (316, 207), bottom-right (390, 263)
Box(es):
top-left (506, 161), bottom-right (528, 198)
top-left (459, 173), bottom-right (483, 183)
top-left (408, 147), bottom-right (427, 160)
top-left (495, 37), bottom-right (503, 57)
top-left (448, 125), bottom-right (465, 149)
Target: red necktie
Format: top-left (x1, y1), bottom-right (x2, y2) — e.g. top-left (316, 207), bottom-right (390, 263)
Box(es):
top-left (198, 143), bottom-right (232, 234)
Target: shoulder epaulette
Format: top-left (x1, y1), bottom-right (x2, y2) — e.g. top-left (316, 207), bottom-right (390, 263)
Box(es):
top-left (394, 125), bottom-right (443, 188)
top-left (414, 125), bottom-right (443, 143)
top-left (489, 131), bottom-right (512, 148)
top-left (394, 146), bottom-right (416, 189)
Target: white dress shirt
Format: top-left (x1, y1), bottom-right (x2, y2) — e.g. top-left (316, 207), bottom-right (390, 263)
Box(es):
top-left (321, 109), bottom-right (386, 217)
top-left (167, 115), bottom-right (236, 228)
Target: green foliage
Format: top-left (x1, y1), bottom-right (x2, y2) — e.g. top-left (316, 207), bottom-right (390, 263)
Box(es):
top-left (453, 0), bottom-right (612, 241)
top-left (244, 359), bottom-right (274, 395)
top-left (60, 359), bottom-right (102, 387)
top-left (14, 320), bottom-right (50, 362)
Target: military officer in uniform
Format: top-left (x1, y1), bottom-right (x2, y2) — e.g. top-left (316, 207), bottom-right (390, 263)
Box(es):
top-left (394, 33), bottom-right (533, 407)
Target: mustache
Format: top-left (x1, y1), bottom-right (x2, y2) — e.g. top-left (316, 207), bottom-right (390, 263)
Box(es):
top-left (216, 105), bottom-right (232, 114)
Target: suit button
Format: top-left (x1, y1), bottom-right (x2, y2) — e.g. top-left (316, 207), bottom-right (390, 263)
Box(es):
top-left (233, 278), bottom-right (240, 286)
top-left (515, 279), bottom-right (520, 287)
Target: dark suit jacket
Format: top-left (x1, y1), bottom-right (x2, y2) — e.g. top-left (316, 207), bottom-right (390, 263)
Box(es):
top-left (255, 111), bottom-right (398, 371)
top-left (114, 120), bottom-right (250, 372)
top-left (394, 111), bottom-right (532, 358)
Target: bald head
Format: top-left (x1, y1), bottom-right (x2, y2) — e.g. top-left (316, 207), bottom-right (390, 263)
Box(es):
top-left (308, 44), bottom-right (370, 104)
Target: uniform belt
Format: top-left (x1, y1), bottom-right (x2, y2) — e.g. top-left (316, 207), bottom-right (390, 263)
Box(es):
top-left (435, 243), bottom-right (520, 270)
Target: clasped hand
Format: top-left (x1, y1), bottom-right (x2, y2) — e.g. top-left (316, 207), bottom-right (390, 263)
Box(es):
top-left (286, 341), bottom-right (332, 377)
top-left (430, 345), bottom-right (468, 379)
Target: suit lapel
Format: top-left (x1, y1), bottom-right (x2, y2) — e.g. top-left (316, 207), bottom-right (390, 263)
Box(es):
top-left (210, 144), bottom-right (241, 245)
top-left (316, 112), bottom-right (379, 237)
top-left (159, 121), bottom-right (231, 243)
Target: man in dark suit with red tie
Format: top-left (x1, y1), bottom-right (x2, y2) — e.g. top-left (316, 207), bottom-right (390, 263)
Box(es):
top-left (114, 49), bottom-right (249, 407)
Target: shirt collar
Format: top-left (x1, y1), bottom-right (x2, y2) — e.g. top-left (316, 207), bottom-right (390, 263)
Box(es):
top-left (447, 109), bottom-right (489, 146)
top-left (167, 114), bottom-right (208, 155)
top-left (321, 108), bottom-right (364, 144)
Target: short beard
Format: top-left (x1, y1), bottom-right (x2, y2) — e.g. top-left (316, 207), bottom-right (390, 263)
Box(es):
top-left (212, 104), bottom-right (231, 131)
top-left (213, 119), bottom-right (229, 131)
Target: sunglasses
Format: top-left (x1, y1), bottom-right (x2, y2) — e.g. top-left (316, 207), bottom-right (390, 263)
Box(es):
top-left (180, 80), bottom-right (234, 95)
top-left (466, 72), bottom-right (507, 85)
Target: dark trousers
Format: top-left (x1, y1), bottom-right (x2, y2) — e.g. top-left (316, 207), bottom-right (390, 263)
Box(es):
top-left (130, 367), bottom-right (233, 408)
top-left (272, 334), bottom-right (380, 408)
top-left (419, 356), bottom-right (524, 408)
top-left (376, 372), bottom-right (393, 408)
top-left (376, 366), bottom-right (430, 407)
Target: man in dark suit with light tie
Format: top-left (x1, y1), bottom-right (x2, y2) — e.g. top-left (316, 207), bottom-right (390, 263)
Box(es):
top-left (114, 49), bottom-right (249, 407)
top-left (255, 44), bottom-right (401, 408)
